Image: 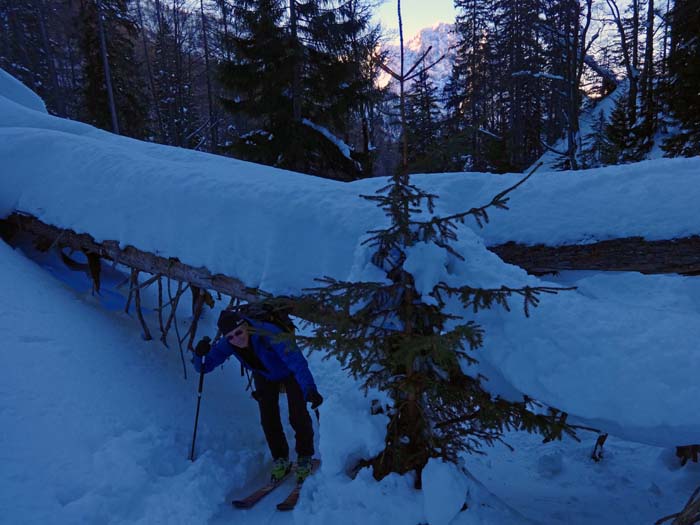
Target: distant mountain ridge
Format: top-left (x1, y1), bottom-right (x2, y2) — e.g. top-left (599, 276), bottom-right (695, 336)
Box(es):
top-left (382, 22), bottom-right (458, 94)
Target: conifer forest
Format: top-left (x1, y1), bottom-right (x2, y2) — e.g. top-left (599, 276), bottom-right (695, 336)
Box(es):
top-left (1, 0), bottom-right (698, 180)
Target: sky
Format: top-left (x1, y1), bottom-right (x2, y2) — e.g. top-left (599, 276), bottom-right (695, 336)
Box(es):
top-left (374, 0), bottom-right (457, 40)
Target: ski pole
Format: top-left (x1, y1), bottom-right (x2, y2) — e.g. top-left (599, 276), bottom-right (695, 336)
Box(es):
top-left (189, 355), bottom-right (206, 462)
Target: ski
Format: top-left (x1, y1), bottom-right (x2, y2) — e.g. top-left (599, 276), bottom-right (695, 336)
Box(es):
top-left (231, 470), bottom-right (292, 509)
top-left (276, 459), bottom-right (321, 512)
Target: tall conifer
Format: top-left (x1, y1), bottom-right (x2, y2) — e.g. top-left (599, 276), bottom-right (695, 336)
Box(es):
top-left (219, 0), bottom-right (377, 179)
top-left (79, 0), bottom-right (148, 139)
top-left (445, 0), bottom-right (496, 171)
top-left (662, 0), bottom-right (700, 156)
top-left (404, 64), bottom-right (443, 173)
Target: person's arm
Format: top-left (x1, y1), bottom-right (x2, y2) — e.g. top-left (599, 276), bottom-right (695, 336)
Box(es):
top-left (191, 337), bottom-right (234, 373)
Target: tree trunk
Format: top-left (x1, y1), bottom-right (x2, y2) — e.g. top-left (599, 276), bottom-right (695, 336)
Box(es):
top-left (136, 0), bottom-right (166, 142)
top-left (95, 0), bottom-right (120, 135)
top-left (398, 0), bottom-right (408, 174)
top-left (640, 0), bottom-right (655, 135)
top-left (661, 0), bottom-right (670, 79)
top-left (35, 0), bottom-right (65, 115)
top-left (490, 236), bottom-right (700, 275)
top-left (606, 0), bottom-right (639, 125)
top-left (290, 0), bottom-right (301, 124)
top-left (173, 0), bottom-right (184, 147)
top-left (217, 0), bottom-right (231, 61)
top-left (4, 213), bottom-right (261, 302)
top-left (200, 0), bottom-right (218, 151)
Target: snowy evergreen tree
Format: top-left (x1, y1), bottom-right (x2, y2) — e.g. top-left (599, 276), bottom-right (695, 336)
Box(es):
top-left (581, 111), bottom-right (609, 167)
top-left (603, 94), bottom-right (638, 164)
top-left (492, 0), bottom-right (546, 170)
top-left (218, 0), bottom-right (377, 180)
top-left (444, 0), bottom-right (499, 172)
top-left (150, 0), bottom-right (202, 148)
top-left (404, 64), bottom-right (444, 173)
top-left (0, 0), bottom-right (75, 116)
top-left (218, 0), bottom-right (293, 165)
top-left (662, 0), bottom-right (700, 157)
top-left (79, 0), bottom-right (149, 139)
top-left (293, 162), bottom-right (574, 486)
top-left (539, 0), bottom-right (596, 170)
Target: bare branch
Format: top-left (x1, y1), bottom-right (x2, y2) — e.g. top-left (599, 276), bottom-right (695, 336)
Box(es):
top-left (404, 45), bottom-right (433, 78)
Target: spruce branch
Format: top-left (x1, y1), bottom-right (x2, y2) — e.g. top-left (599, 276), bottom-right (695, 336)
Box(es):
top-left (410, 161), bottom-right (544, 232)
top-left (433, 282), bottom-right (575, 317)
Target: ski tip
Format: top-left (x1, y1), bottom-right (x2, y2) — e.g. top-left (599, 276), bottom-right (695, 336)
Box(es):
top-left (232, 500), bottom-right (253, 509)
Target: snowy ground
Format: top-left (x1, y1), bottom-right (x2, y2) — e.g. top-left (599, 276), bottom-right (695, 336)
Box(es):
top-left (2, 68), bottom-right (699, 524)
top-left (2, 232), bottom-right (698, 525)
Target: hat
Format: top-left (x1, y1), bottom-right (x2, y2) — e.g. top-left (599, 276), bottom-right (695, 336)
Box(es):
top-left (217, 310), bottom-right (246, 334)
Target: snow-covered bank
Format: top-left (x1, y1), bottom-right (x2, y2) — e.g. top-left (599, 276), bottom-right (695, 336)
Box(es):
top-left (0, 239), bottom-right (245, 524)
top-left (2, 240), bottom-right (696, 524)
top-left (3, 67), bottom-right (700, 294)
top-left (3, 66), bottom-right (700, 443)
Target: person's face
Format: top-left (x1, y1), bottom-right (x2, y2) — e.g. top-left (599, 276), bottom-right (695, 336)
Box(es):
top-left (225, 323), bottom-right (249, 348)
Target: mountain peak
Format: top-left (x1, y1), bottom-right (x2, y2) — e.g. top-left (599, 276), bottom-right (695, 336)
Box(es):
top-left (382, 23), bottom-right (457, 91)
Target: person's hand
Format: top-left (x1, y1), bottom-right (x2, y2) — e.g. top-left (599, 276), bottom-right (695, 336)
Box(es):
top-left (306, 390), bottom-right (323, 410)
top-left (194, 336), bottom-right (211, 357)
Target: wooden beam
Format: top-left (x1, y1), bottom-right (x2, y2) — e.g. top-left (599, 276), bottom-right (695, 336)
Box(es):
top-left (490, 236), bottom-right (700, 275)
top-left (3, 212), bottom-right (262, 302)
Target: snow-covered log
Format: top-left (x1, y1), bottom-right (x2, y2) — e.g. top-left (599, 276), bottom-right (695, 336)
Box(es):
top-left (491, 236), bottom-right (700, 275)
top-left (6, 212), bottom-right (700, 314)
top-left (2, 212), bottom-right (260, 303)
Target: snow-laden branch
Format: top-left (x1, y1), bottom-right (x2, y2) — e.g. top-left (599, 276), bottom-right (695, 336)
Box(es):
top-left (511, 70), bottom-right (567, 82)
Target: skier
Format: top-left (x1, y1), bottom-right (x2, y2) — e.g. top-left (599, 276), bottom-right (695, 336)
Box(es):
top-left (192, 309), bottom-right (323, 483)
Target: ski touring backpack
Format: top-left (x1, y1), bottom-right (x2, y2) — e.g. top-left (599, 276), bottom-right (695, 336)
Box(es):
top-left (228, 300), bottom-right (296, 335)
top-left (225, 300), bottom-right (297, 396)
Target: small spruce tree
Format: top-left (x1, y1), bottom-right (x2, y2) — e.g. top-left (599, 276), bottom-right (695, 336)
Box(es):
top-left (293, 163), bottom-right (575, 488)
top-left (581, 112), bottom-right (609, 168)
top-left (603, 94), bottom-right (639, 164)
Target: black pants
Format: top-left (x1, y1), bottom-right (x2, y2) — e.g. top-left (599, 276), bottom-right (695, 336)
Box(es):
top-left (253, 373), bottom-right (314, 460)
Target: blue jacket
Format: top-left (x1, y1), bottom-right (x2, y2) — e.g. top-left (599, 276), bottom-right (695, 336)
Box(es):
top-left (192, 318), bottom-right (317, 398)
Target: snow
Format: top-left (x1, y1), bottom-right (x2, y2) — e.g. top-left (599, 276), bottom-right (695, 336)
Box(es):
top-left (422, 460), bottom-right (471, 525)
top-left (2, 68), bottom-right (700, 524)
top-left (512, 71), bottom-right (566, 81)
top-left (302, 118), bottom-right (358, 166)
top-left (0, 68), bottom-right (47, 114)
top-left (407, 156), bottom-right (700, 246)
top-left (476, 270), bottom-right (700, 447)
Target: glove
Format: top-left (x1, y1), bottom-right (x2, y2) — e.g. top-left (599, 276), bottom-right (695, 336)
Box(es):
top-left (306, 389), bottom-right (324, 410)
top-left (194, 336), bottom-right (211, 357)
